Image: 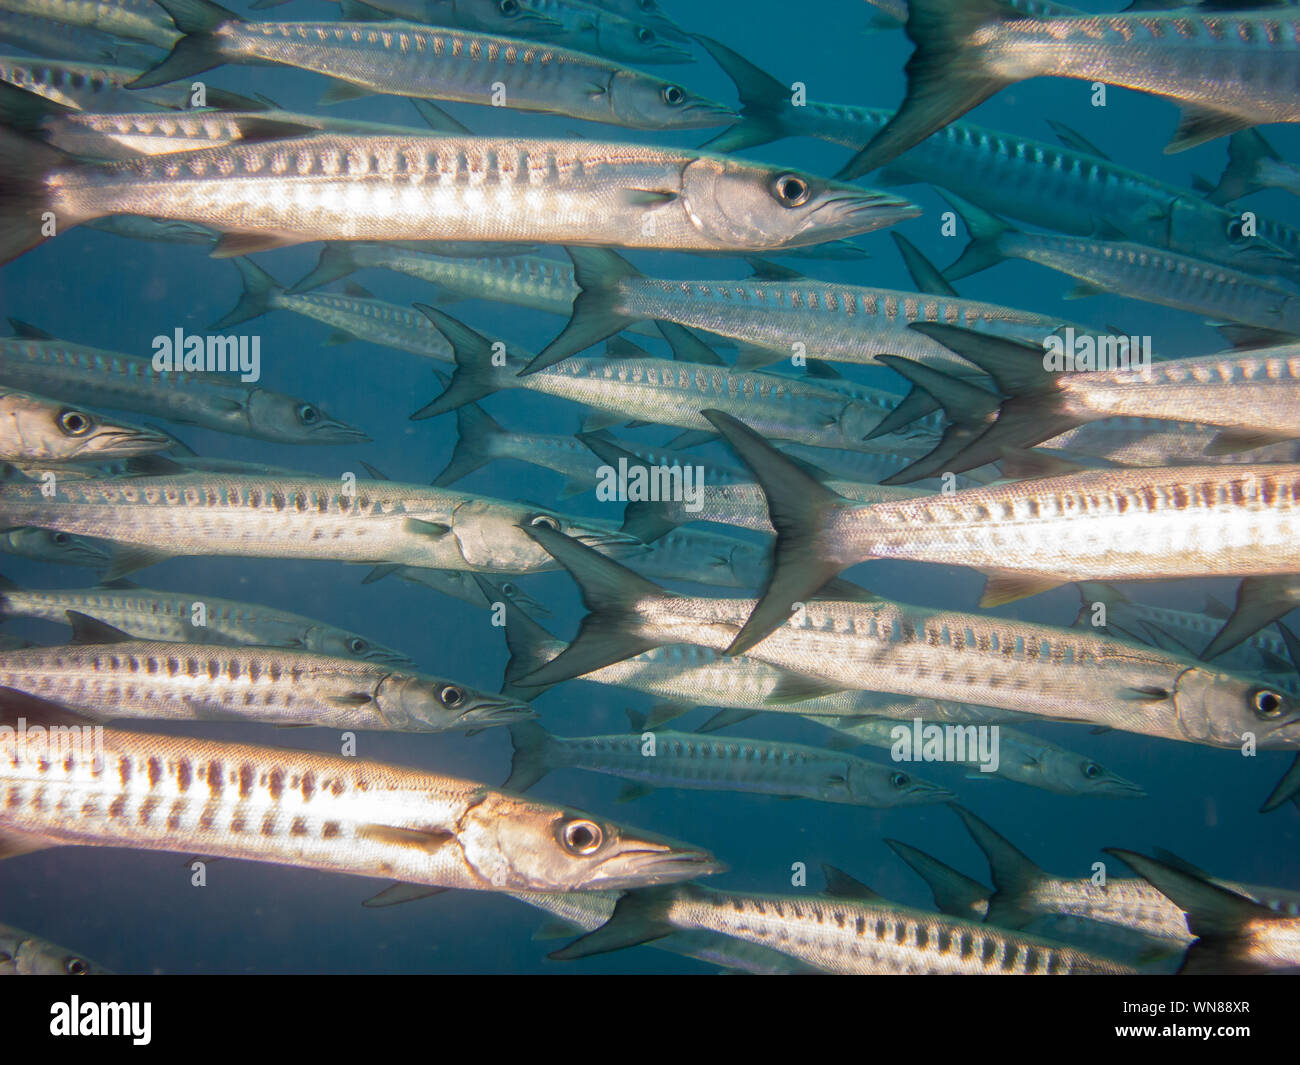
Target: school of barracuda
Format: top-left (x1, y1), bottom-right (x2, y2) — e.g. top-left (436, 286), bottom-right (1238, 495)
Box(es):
top-left (0, 0), bottom-right (1299, 976)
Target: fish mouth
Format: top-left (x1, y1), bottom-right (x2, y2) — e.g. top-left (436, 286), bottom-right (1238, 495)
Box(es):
top-left (76, 428), bottom-right (173, 457)
top-left (366, 650), bottom-right (419, 668)
top-left (458, 698), bottom-right (536, 727)
top-left (589, 844), bottom-right (726, 890)
top-left (314, 422), bottom-right (371, 443)
top-left (682, 100), bottom-right (739, 126)
top-left (806, 189), bottom-right (921, 235)
top-left (911, 785), bottom-right (958, 804)
top-left (575, 528), bottom-right (644, 549)
top-left (646, 40), bottom-right (695, 63)
top-left (1095, 778), bottom-right (1147, 798)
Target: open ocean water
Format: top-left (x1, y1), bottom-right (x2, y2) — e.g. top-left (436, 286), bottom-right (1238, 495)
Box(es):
top-left (1, 0), bottom-right (1299, 977)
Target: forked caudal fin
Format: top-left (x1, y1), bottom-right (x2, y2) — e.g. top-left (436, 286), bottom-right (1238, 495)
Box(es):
top-left (690, 34), bottom-right (794, 154)
top-left (949, 804), bottom-right (1049, 930)
top-left (884, 838), bottom-right (991, 921)
top-left (126, 0), bottom-right (241, 90)
top-left (522, 248), bottom-right (643, 375)
top-left (1105, 848), bottom-right (1289, 975)
top-left (834, 0), bottom-right (1017, 180)
top-left (0, 127), bottom-right (84, 265)
top-left (210, 257), bottom-right (282, 329)
top-left (1201, 577), bottom-right (1300, 661)
top-left (517, 524), bottom-right (672, 687)
top-left (701, 409), bottom-right (853, 656)
top-left (409, 306), bottom-right (511, 420)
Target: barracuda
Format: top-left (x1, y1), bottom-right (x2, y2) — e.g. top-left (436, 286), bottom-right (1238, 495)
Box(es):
top-left (1045, 417), bottom-right (1300, 469)
top-left (1208, 129), bottom-right (1300, 205)
top-left (0, 0), bottom-right (180, 49)
top-left (505, 888), bottom-right (818, 974)
top-left (0, 575), bottom-right (414, 665)
top-left (0, 328), bottom-right (367, 445)
top-left (0, 696), bottom-right (722, 893)
top-left (942, 195), bottom-right (1300, 334)
top-left (213, 257), bottom-right (456, 362)
top-left (0, 387), bottom-right (169, 462)
top-left (552, 879), bottom-right (1134, 973)
top-left (890, 327), bottom-right (1300, 477)
top-left (817, 714), bottom-right (1145, 798)
top-left (0, 9), bottom-right (153, 64)
top-left (414, 309), bottom-right (928, 455)
top-left (853, 0), bottom-right (1300, 175)
top-left (290, 244), bottom-right (659, 340)
top-left (703, 410), bottom-right (1300, 647)
top-left (957, 808), bottom-right (1300, 957)
top-left (0, 921), bottom-right (111, 974)
top-left (520, 524), bottom-right (1300, 750)
top-left (0, 124), bottom-right (914, 264)
top-left (0, 54), bottom-right (259, 111)
top-left (1110, 849), bottom-right (1300, 974)
top-left (504, 715), bottom-right (953, 808)
top-left (0, 527), bottom-right (112, 568)
top-left (128, 0), bottom-right (728, 128)
top-left (0, 612), bottom-right (529, 731)
top-left (0, 471), bottom-right (638, 579)
top-left (526, 246), bottom-right (1078, 376)
top-left (696, 33), bottom-right (1297, 280)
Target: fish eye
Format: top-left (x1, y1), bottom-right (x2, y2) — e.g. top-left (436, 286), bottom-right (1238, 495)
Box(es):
top-left (560, 818), bottom-right (603, 855)
top-left (637, 26), bottom-right (655, 42)
top-left (498, 0), bottom-right (519, 13)
top-left (297, 403), bottom-right (320, 425)
top-left (439, 684), bottom-right (463, 708)
top-left (58, 409), bottom-right (93, 436)
top-left (501, 581), bottom-right (516, 595)
top-left (772, 174), bottom-right (811, 208)
top-left (349, 637), bottom-right (367, 653)
top-left (1253, 688), bottom-right (1285, 718)
top-left (528, 514), bottom-right (560, 531)
top-left (52, 532), bottom-right (69, 544)
top-left (661, 84), bottom-right (684, 106)
top-left (890, 772), bottom-right (909, 788)
top-left (1083, 762), bottom-right (1102, 779)
top-left (65, 956), bottom-right (89, 975)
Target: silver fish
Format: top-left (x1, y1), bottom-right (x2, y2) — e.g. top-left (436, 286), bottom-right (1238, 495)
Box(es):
top-left (0, 0), bottom-right (180, 49)
top-left (0, 527), bottom-right (113, 568)
top-left (504, 716), bottom-right (954, 808)
top-left (0, 54), bottom-right (258, 111)
top-left (0, 327), bottom-right (367, 445)
top-left (0, 612), bottom-right (529, 731)
top-left (1207, 128), bottom-right (1300, 206)
top-left (0, 695), bottom-right (723, 894)
top-left (0, 922), bottom-right (111, 974)
top-left (521, 524), bottom-right (1300, 751)
top-left (130, 0), bottom-right (726, 129)
top-left (2, 129), bottom-right (914, 264)
top-left (0, 574), bottom-right (415, 665)
top-left (0, 387), bottom-right (170, 463)
top-left (853, 0), bottom-right (1300, 174)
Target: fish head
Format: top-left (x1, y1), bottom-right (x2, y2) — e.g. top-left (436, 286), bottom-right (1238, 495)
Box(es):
top-left (377, 673), bottom-right (534, 731)
top-left (449, 501), bottom-right (637, 571)
top-left (1, 394), bottom-right (170, 462)
top-left (679, 157), bottom-right (919, 250)
top-left (1049, 752), bottom-right (1146, 799)
top-left (841, 762), bottom-right (955, 806)
top-left (464, 0), bottom-right (564, 38)
top-left (0, 932), bottom-right (111, 975)
top-left (457, 791), bottom-right (724, 892)
top-left (607, 71), bottom-right (736, 130)
top-left (302, 626), bottom-right (415, 667)
top-left (602, 21), bottom-right (695, 63)
top-left (244, 391), bottom-right (369, 445)
top-left (1173, 667), bottom-right (1300, 748)
top-left (2, 528), bottom-right (112, 567)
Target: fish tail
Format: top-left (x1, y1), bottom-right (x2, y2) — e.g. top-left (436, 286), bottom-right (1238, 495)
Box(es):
top-left (1073, 582), bottom-right (1129, 629)
top-left (549, 885), bottom-right (681, 960)
top-left (950, 805), bottom-right (1047, 929)
top-left (431, 399), bottom-right (503, 487)
top-left (0, 83), bottom-right (72, 136)
top-left (518, 524), bottom-right (666, 686)
top-left (500, 603), bottom-right (561, 701)
top-left (1206, 129), bottom-right (1276, 206)
top-left (1261, 753), bottom-right (1300, 814)
top-left (576, 430), bottom-right (680, 543)
top-left (884, 838), bottom-right (991, 920)
top-left (1105, 848), bottom-right (1281, 975)
top-left (701, 410), bottom-right (853, 655)
top-left (0, 126), bottom-right (76, 265)
top-left (288, 244), bottom-right (363, 294)
top-left (126, 0), bottom-right (240, 90)
top-left (210, 257), bottom-right (281, 329)
top-left (835, 0), bottom-right (1016, 180)
top-left (691, 34), bottom-right (791, 153)
top-left (937, 191), bottom-right (1012, 281)
top-left (1203, 577), bottom-right (1298, 660)
top-left (522, 247), bottom-right (641, 376)
top-left (503, 721), bottom-right (553, 793)
top-left (410, 307), bottom-right (503, 419)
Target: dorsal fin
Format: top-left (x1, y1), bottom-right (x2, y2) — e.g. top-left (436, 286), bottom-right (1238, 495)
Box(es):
top-left (66, 610), bottom-right (136, 644)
